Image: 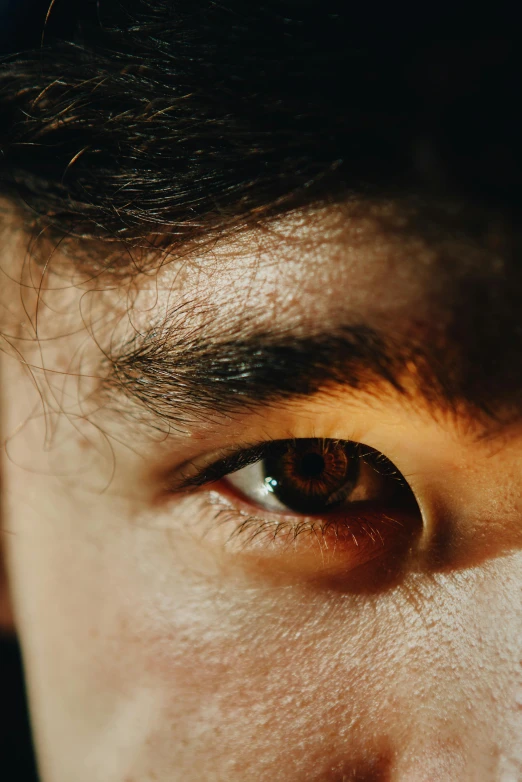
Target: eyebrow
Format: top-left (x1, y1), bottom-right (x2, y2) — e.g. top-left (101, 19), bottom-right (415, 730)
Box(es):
top-left (106, 296), bottom-right (522, 429)
top-left (109, 318), bottom-right (400, 424)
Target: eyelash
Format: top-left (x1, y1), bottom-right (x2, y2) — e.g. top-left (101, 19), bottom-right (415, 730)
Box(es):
top-left (203, 497), bottom-right (403, 550)
top-left (175, 441), bottom-right (279, 489)
top-left (169, 439), bottom-right (418, 558)
top-left (175, 439), bottom-right (405, 490)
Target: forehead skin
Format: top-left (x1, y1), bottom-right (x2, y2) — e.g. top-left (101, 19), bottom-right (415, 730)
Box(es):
top-left (105, 200), bottom-right (522, 426)
top-left (1, 203), bottom-right (522, 781)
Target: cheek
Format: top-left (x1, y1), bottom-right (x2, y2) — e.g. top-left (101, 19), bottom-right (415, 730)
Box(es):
top-left (9, 493), bottom-right (522, 781)
top-left (113, 560), bottom-right (522, 781)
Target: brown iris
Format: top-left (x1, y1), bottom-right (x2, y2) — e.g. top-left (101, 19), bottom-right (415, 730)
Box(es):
top-left (263, 439), bottom-right (359, 514)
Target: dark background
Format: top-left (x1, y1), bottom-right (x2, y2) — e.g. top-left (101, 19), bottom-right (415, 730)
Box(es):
top-left (0, 636), bottom-right (39, 781)
top-left (0, 0), bottom-right (78, 55)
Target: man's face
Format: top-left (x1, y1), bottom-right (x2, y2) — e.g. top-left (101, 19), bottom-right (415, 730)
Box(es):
top-left (1, 203), bottom-right (522, 781)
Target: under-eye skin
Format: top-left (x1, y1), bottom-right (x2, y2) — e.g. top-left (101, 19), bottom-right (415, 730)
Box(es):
top-left (167, 439), bottom-right (423, 576)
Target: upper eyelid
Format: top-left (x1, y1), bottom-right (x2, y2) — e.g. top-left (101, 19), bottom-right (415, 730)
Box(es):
top-left (172, 438), bottom-right (370, 492)
top-left (172, 441), bottom-right (274, 490)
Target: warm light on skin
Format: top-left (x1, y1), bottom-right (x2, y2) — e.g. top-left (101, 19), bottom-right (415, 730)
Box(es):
top-left (1, 207), bottom-right (522, 781)
top-left (145, 390), bottom-right (522, 576)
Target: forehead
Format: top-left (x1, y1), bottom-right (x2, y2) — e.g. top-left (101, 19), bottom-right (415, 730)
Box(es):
top-left (127, 199), bottom-right (508, 335)
top-left (84, 197), bottom-right (519, 430)
top-left (12, 194), bottom-right (519, 432)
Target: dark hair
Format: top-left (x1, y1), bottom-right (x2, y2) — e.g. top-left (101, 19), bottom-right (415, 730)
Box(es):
top-left (0, 3), bottom-right (521, 260)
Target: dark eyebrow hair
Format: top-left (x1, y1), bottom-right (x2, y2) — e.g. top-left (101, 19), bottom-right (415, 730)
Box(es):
top-left (106, 291), bottom-right (522, 430)
top-left (109, 319), bottom-right (400, 424)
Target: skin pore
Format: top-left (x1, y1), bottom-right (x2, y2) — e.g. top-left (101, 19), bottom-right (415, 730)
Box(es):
top-left (1, 202), bottom-right (522, 781)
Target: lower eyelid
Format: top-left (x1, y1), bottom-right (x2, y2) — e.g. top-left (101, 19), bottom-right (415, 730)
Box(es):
top-left (201, 487), bottom-right (422, 580)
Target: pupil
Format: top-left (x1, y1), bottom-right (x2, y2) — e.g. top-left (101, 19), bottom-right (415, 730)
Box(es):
top-left (263, 439), bottom-right (359, 515)
top-left (299, 452), bottom-right (325, 479)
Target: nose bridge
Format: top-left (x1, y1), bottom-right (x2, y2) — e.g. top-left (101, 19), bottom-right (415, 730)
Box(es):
top-left (348, 552), bottom-right (522, 782)
top-left (388, 737), bottom-right (490, 782)
top-left (388, 740), bottom-right (522, 782)
top-left (379, 636), bottom-right (522, 782)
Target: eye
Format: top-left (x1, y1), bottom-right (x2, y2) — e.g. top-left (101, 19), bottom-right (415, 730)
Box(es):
top-left (170, 436), bottom-right (422, 576)
top-left (224, 438), bottom-right (415, 517)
